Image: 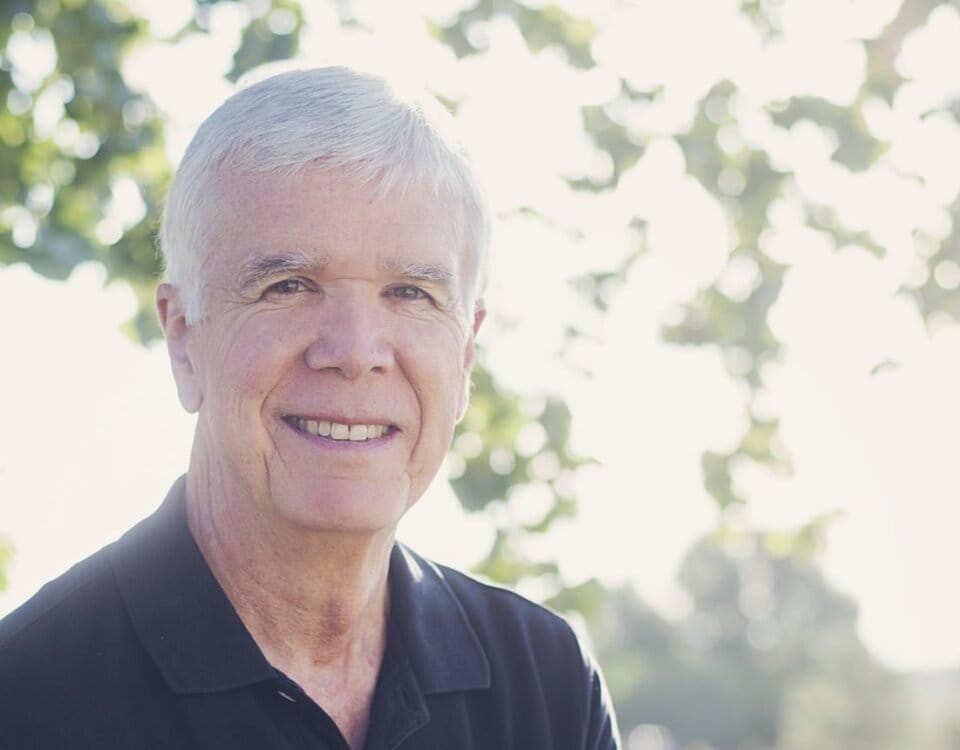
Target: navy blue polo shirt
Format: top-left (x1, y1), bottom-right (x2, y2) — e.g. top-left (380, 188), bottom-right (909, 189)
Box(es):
top-left (0, 479), bottom-right (620, 749)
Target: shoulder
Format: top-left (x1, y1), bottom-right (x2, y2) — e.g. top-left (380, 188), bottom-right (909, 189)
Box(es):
top-left (0, 543), bottom-right (117, 651)
top-left (403, 549), bottom-right (621, 748)
top-left (432, 559), bottom-right (601, 706)
top-left (433, 558), bottom-right (587, 659)
top-left (0, 541), bottom-right (143, 712)
top-left (402, 547), bottom-right (588, 687)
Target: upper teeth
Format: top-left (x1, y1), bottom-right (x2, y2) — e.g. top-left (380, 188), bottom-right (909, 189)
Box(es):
top-left (294, 418), bottom-right (388, 441)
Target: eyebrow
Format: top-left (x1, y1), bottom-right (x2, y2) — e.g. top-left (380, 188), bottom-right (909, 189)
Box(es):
top-left (233, 253), bottom-right (457, 295)
top-left (236, 252), bottom-right (325, 292)
top-left (383, 260), bottom-right (454, 286)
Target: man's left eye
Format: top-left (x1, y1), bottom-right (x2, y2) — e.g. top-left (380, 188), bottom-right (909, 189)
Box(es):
top-left (389, 285), bottom-right (431, 301)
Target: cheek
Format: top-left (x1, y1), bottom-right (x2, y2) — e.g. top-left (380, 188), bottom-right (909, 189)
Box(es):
top-left (403, 329), bottom-right (470, 427)
top-left (201, 319), bottom-right (302, 414)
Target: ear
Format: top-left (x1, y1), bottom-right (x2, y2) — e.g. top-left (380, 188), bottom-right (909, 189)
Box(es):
top-left (156, 283), bottom-right (204, 413)
top-left (456, 299), bottom-right (486, 422)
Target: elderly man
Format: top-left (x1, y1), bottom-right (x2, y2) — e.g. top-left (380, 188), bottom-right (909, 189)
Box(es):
top-left (0, 67), bottom-right (619, 749)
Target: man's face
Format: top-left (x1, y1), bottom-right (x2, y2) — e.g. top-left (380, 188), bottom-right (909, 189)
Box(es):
top-left (164, 166), bottom-right (483, 535)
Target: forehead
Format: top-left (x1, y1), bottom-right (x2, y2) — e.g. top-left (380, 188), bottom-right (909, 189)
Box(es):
top-left (206, 166), bottom-right (466, 275)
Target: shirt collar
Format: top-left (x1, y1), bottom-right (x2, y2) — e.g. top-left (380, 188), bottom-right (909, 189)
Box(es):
top-left (110, 477), bottom-right (490, 695)
top-left (110, 476), bottom-right (275, 693)
top-left (387, 544), bottom-right (490, 694)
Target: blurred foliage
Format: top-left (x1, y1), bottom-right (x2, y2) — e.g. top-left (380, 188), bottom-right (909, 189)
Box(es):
top-left (5, 0), bottom-right (960, 743)
top-left (453, 366), bottom-right (588, 583)
top-left (1, 0), bottom-right (169, 340)
top-left (6, 0), bottom-right (958, 575)
top-left (590, 534), bottom-right (938, 749)
top-left (658, 0), bottom-right (958, 534)
top-left (431, 0), bottom-right (960, 577)
top-left (0, 538), bottom-right (12, 592)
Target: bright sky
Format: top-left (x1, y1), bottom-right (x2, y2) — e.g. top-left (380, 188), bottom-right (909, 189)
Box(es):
top-left (3, 0), bottom-right (960, 673)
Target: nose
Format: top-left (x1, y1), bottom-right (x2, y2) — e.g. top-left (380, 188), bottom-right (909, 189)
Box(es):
top-left (304, 291), bottom-right (394, 378)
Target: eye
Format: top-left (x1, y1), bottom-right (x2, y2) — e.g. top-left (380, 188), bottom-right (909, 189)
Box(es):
top-left (388, 284), bottom-right (432, 302)
top-left (264, 278), bottom-right (310, 297)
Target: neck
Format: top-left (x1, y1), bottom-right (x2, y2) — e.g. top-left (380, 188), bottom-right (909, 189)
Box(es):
top-left (183, 465), bottom-right (394, 676)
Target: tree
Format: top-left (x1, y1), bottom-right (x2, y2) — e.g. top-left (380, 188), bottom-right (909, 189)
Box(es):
top-left (4, 4), bottom-right (960, 738)
top-left (6, 0), bottom-right (959, 580)
top-left (592, 533), bottom-right (915, 749)
top-left (778, 640), bottom-right (913, 750)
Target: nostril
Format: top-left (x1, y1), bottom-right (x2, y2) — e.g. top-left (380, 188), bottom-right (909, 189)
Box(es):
top-left (304, 333), bottom-right (393, 377)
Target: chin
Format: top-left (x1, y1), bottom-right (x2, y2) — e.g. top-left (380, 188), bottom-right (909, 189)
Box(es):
top-left (272, 476), bottom-right (412, 536)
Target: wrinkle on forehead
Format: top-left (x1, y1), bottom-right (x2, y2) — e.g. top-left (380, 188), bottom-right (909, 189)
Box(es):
top-left (203, 166), bottom-right (475, 301)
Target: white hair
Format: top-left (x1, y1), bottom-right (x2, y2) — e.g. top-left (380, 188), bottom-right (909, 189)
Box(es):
top-left (159, 66), bottom-right (490, 323)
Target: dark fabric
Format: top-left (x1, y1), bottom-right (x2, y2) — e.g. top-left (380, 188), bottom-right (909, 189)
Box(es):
top-left (0, 479), bottom-right (620, 749)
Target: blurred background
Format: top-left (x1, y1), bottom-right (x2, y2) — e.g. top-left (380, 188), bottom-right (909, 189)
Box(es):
top-left (2, 0), bottom-right (960, 746)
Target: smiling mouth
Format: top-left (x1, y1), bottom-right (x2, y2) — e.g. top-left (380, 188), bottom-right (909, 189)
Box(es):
top-left (283, 416), bottom-right (396, 442)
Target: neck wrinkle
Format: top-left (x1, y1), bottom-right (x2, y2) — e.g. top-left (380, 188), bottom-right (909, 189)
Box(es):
top-left (183, 453), bottom-right (394, 673)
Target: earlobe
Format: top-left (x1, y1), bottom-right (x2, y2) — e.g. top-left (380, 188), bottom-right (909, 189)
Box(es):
top-left (464, 299), bottom-right (486, 370)
top-left (472, 300), bottom-right (486, 337)
top-left (156, 283), bottom-right (204, 413)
